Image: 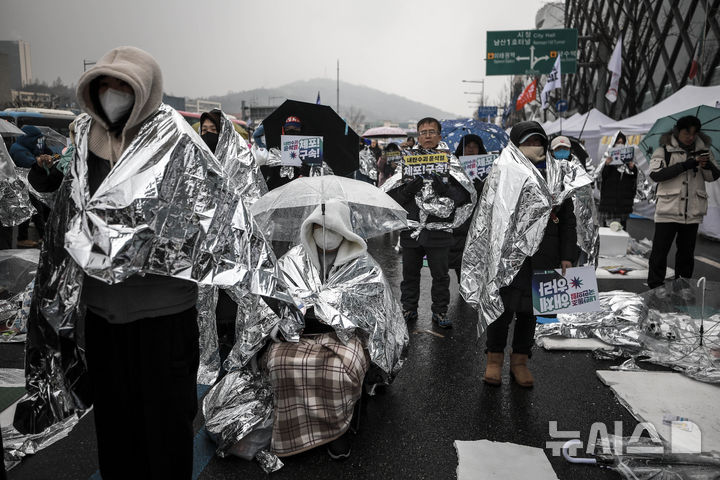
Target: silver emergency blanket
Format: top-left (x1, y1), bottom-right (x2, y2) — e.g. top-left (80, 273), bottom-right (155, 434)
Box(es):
top-left (212, 110), bottom-right (267, 205)
top-left (3, 413), bottom-right (84, 471)
top-left (202, 368), bottom-right (273, 457)
top-left (233, 244), bottom-right (409, 379)
top-left (18, 103), bottom-right (302, 439)
top-left (359, 146), bottom-right (378, 181)
top-left (381, 147), bottom-right (477, 239)
top-left (460, 143), bottom-right (590, 330)
top-left (551, 155), bottom-right (598, 264)
top-left (0, 141), bottom-right (35, 226)
top-left (0, 249), bottom-right (39, 342)
top-left (536, 279), bottom-right (720, 383)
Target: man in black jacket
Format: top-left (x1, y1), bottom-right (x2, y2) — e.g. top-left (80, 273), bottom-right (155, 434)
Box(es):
top-left (387, 117), bottom-right (471, 328)
top-left (483, 121), bottom-right (577, 388)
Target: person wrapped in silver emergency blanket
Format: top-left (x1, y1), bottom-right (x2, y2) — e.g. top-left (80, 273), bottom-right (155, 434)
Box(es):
top-left (0, 139), bottom-right (35, 236)
top-left (461, 121), bottom-right (590, 388)
top-left (15, 46), bottom-right (299, 480)
top-left (204, 200), bottom-right (409, 462)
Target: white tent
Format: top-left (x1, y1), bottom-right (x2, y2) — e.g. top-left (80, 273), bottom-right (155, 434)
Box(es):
top-left (599, 85), bottom-right (720, 134)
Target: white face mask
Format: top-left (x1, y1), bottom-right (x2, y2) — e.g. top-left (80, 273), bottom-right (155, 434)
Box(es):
top-left (313, 227), bottom-right (343, 251)
top-left (519, 145), bottom-right (547, 163)
top-left (99, 88), bottom-right (135, 124)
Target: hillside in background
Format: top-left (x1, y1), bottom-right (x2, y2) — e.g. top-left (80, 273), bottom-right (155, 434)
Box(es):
top-left (210, 78), bottom-right (459, 124)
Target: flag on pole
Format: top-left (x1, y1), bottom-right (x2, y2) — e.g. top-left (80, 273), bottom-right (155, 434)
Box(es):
top-left (316, 91), bottom-right (321, 104)
top-left (516, 79), bottom-right (538, 111)
top-left (540, 55), bottom-right (562, 109)
top-left (689, 37), bottom-right (702, 81)
top-left (605, 35), bottom-right (622, 103)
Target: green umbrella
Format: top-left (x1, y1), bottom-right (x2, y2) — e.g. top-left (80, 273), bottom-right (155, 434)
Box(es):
top-left (639, 105), bottom-right (720, 162)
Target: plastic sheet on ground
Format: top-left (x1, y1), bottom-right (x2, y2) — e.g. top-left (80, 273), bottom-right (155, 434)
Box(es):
top-left (596, 370), bottom-right (720, 454)
top-left (536, 279), bottom-right (720, 383)
top-left (455, 439), bottom-right (559, 480)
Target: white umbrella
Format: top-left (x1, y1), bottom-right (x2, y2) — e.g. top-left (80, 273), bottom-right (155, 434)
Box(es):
top-left (362, 126), bottom-right (408, 138)
top-left (250, 176), bottom-right (407, 242)
top-left (0, 119), bottom-right (24, 137)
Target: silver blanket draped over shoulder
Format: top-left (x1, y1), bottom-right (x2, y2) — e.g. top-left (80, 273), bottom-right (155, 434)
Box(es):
top-left (381, 144), bottom-right (477, 238)
top-left (0, 141), bottom-right (35, 227)
top-left (19, 104), bottom-right (300, 437)
top-left (460, 143), bottom-right (593, 331)
top-left (212, 111), bottom-right (267, 205)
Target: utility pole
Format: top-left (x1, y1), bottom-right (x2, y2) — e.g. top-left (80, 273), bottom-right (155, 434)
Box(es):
top-left (462, 79), bottom-right (485, 106)
top-left (336, 59), bottom-right (339, 113)
top-left (83, 60), bottom-right (96, 72)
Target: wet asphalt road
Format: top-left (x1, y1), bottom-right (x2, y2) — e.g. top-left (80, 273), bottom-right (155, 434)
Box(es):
top-left (7, 218), bottom-right (720, 480)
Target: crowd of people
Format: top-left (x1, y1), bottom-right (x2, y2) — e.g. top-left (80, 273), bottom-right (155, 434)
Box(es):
top-left (1, 45), bottom-right (718, 478)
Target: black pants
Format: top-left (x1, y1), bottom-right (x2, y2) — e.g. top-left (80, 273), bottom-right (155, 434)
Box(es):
top-left (85, 308), bottom-right (199, 480)
top-left (647, 222), bottom-right (699, 289)
top-left (401, 245), bottom-right (450, 314)
top-left (485, 309), bottom-right (536, 356)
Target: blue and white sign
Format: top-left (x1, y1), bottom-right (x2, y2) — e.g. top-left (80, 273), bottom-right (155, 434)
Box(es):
top-left (532, 266), bottom-right (600, 315)
top-left (459, 154), bottom-right (498, 181)
top-left (281, 135), bottom-right (324, 166)
top-left (477, 106), bottom-right (498, 118)
top-left (556, 100), bottom-right (568, 112)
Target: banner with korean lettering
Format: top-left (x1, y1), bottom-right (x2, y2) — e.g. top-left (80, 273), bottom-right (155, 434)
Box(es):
top-left (459, 154), bottom-right (498, 181)
top-left (280, 135), bottom-right (324, 167)
top-left (607, 146), bottom-right (635, 165)
top-left (401, 153), bottom-right (449, 180)
top-left (531, 266), bottom-right (600, 315)
top-left (516, 79), bottom-right (537, 111)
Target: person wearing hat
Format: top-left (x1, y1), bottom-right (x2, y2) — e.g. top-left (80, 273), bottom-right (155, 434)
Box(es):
top-left (482, 121), bottom-right (577, 388)
top-left (260, 115), bottom-right (304, 190)
top-left (596, 131), bottom-right (637, 230)
top-left (647, 115), bottom-right (720, 289)
top-left (199, 110), bottom-right (222, 153)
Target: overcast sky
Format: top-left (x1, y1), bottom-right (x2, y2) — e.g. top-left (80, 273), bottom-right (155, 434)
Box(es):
top-left (2, 0), bottom-right (549, 116)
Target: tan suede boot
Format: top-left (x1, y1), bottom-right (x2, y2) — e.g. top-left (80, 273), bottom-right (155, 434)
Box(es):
top-left (510, 353), bottom-right (534, 388)
top-left (483, 352), bottom-right (504, 386)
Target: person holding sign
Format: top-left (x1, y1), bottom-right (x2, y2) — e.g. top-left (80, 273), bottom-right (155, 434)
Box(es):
top-left (647, 116), bottom-right (720, 289)
top-left (261, 116), bottom-right (304, 190)
top-left (482, 122), bottom-right (577, 388)
top-left (598, 132), bottom-right (638, 229)
top-left (450, 134), bottom-right (487, 281)
top-left (385, 117), bottom-right (474, 328)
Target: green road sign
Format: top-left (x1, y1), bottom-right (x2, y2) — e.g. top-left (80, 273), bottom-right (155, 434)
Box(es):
top-left (486, 29), bottom-right (578, 76)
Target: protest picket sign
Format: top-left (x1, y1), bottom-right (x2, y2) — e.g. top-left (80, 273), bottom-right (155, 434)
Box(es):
top-left (402, 152), bottom-right (449, 180)
top-left (607, 146), bottom-right (635, 165)
top-left (459, 154), bottom-right (499, 181)
top-left (280, 135), bottom-right (324, 167)
top-left (531, 266), bottom-right (600, 315)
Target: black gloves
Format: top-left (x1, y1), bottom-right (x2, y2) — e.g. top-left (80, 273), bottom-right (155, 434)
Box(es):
top-left (683, 157), bottom-right (698, 171)
top-left (431, 174), bottom-right (449, 195)
top-left (403, 176), bottom-right (424, 195)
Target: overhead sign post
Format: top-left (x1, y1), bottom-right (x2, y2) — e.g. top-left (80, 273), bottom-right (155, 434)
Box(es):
top-left (486, 29), bottom-right (578, 76)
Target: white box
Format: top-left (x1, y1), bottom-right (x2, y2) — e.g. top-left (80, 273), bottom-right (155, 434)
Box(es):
top-left (599, 227), bottom-right (629, 257)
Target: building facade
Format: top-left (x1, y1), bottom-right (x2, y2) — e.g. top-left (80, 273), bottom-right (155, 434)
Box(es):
top-left (565, 0), bottom-right (720, 119)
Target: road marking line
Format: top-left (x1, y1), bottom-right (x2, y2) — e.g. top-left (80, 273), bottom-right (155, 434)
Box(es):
top-left (412, 329), bottom-right (445, 338)
top-left (696, 256), bottom-right (720, 270)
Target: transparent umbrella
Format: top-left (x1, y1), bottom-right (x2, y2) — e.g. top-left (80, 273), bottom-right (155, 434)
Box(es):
top-left (249, 175), bottom-right (407, 242)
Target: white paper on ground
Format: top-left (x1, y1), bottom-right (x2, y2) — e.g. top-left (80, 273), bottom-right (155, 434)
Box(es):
top-left (595, 255), bottom-right (675, 280)
top-left (538, 335), bottom-right (614, 351)
top-left (455, 439), bottom-right (559, 480)
top-left (596, 370), bottom-right (720, 454)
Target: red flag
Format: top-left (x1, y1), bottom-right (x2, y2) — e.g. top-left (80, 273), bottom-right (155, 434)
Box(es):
top-left (689, 38), bottom-right (702, 80)
top-left (516, 79), bottom-right (538, 111)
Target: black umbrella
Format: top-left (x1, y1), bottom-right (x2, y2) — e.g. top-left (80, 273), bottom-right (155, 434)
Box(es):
top-left (263, 100), bottom-right (359, 176)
